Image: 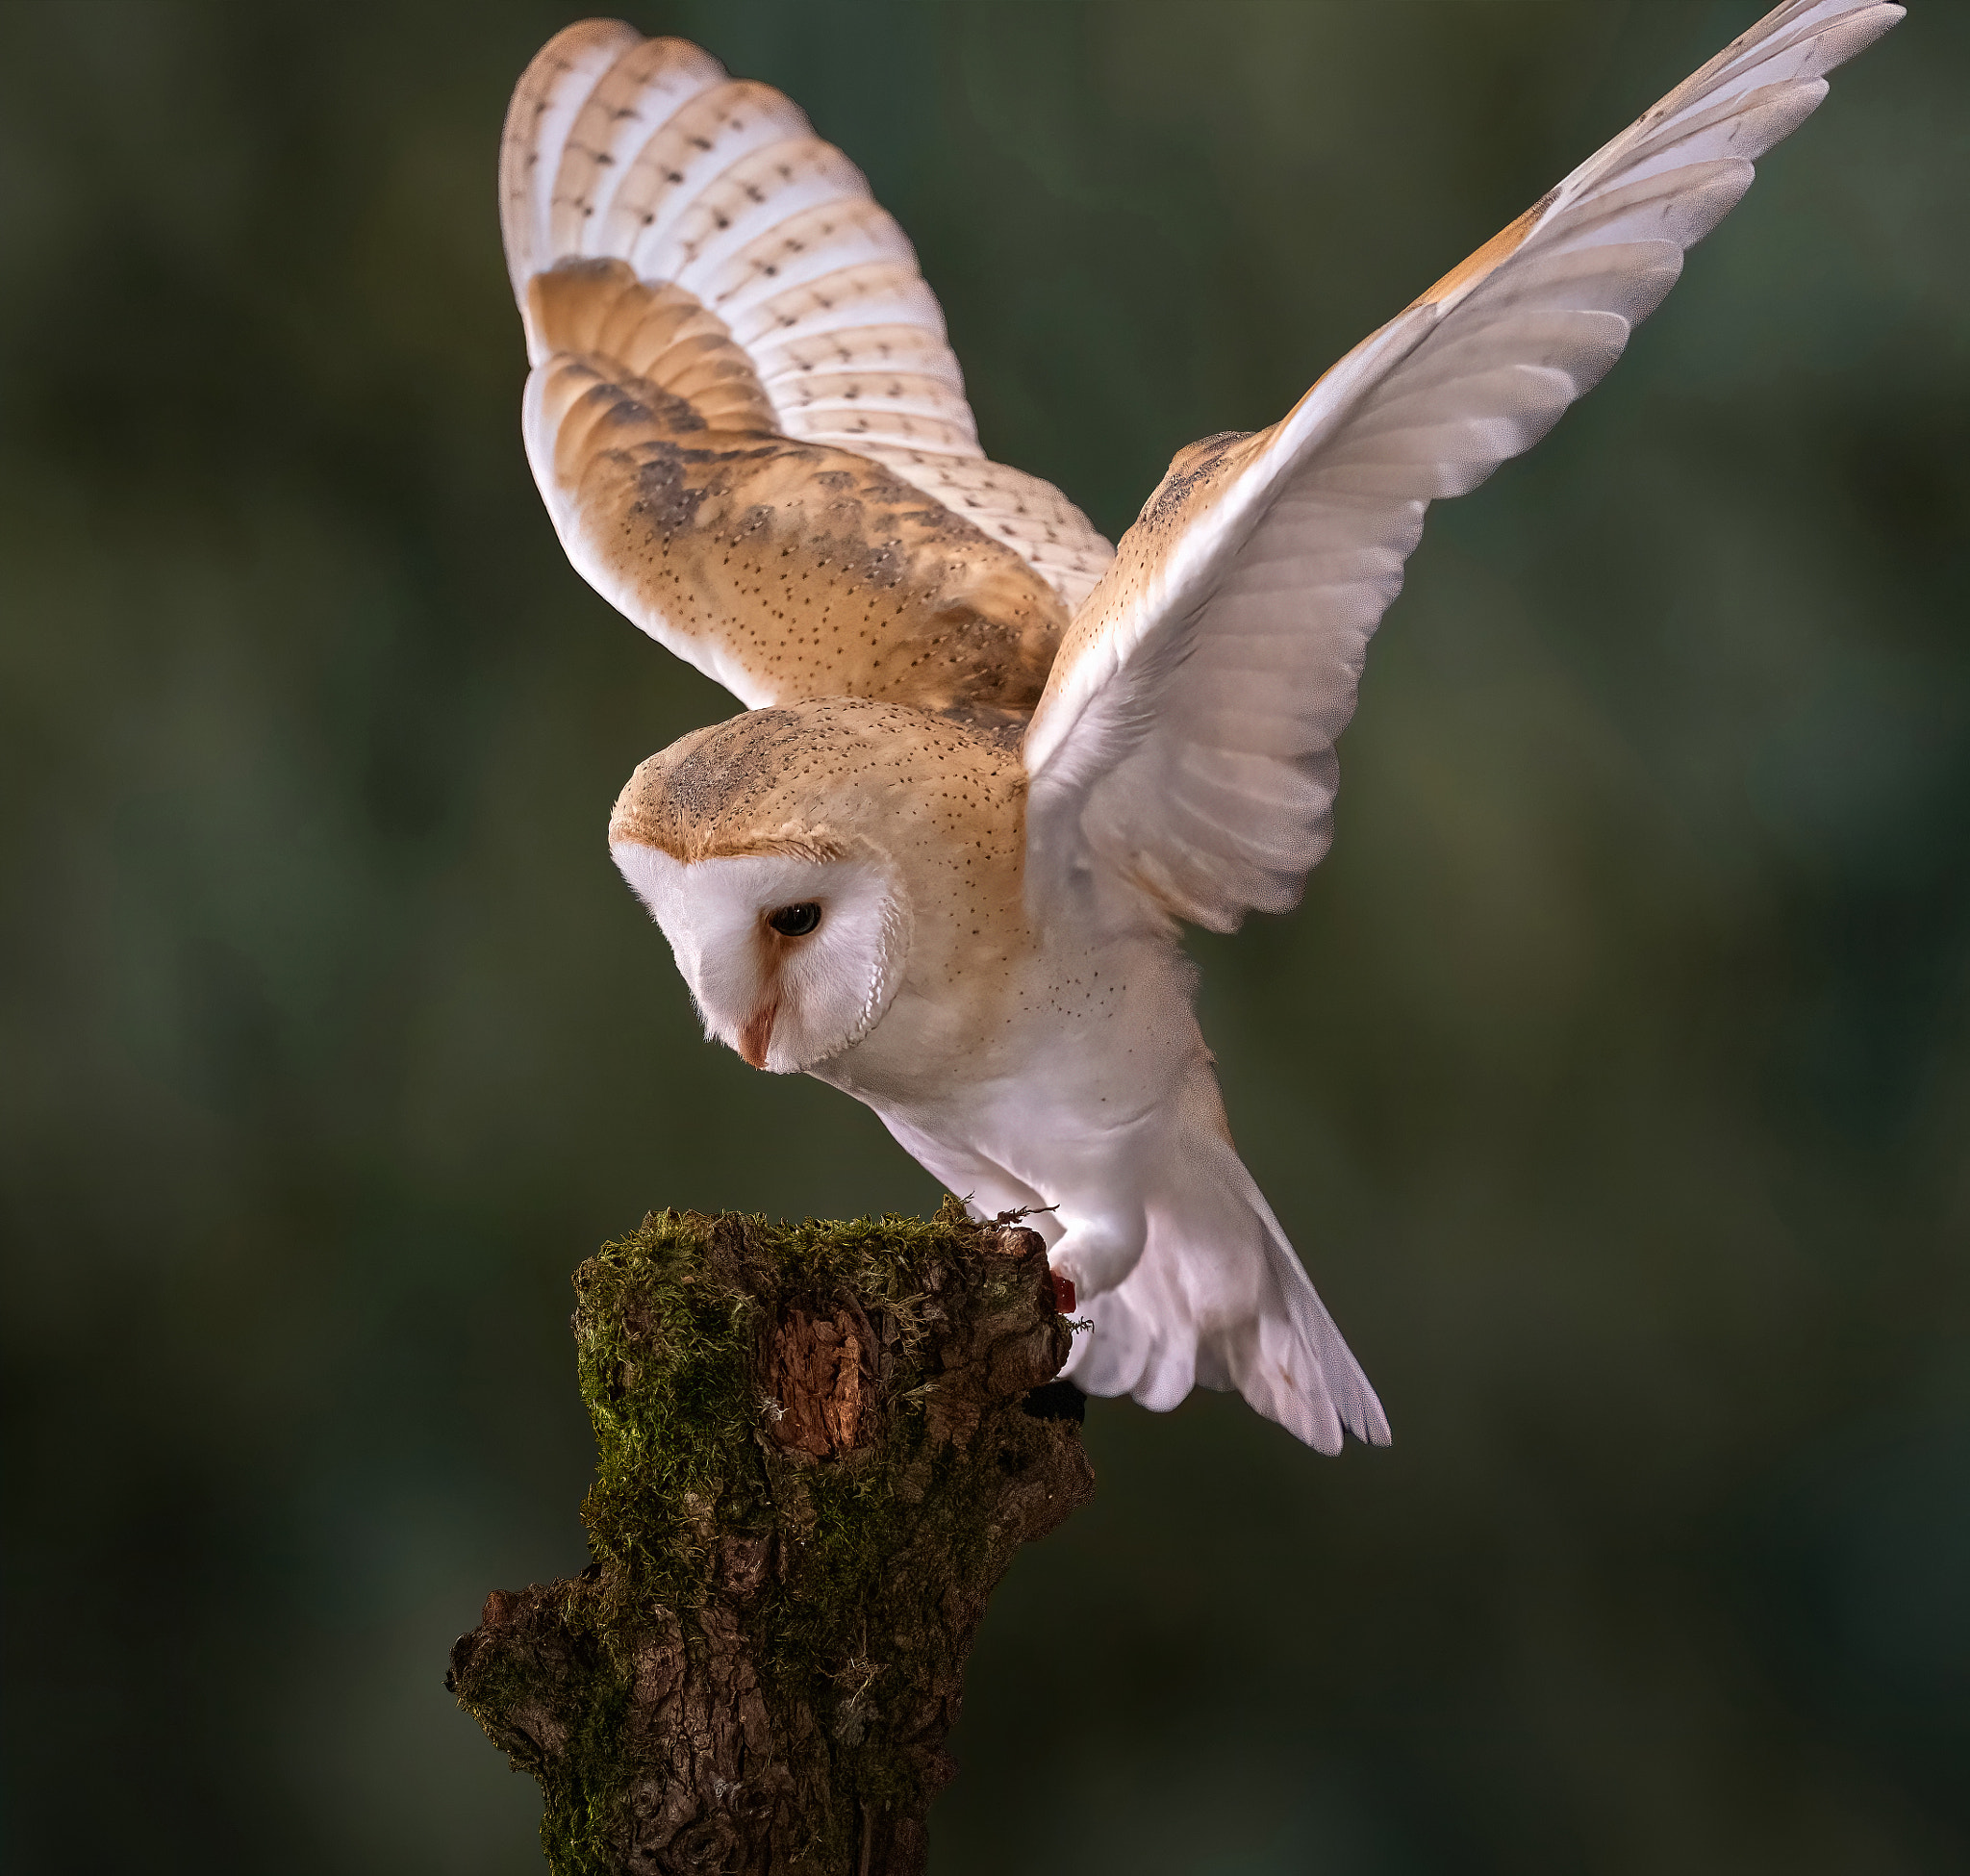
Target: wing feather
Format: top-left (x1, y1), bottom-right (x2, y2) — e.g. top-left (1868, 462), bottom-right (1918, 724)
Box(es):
top-left (1023, 0), bottom-right (1902, 932)
top-left (502, 22), bottom-right (1113, 643)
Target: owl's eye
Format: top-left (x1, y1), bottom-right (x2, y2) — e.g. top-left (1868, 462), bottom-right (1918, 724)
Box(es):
top-left (766, 901), bottom-right (823, 938)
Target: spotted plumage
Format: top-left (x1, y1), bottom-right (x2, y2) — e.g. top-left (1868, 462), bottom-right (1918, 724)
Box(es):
top-left (503, 3), bottom-right (1903, 1449)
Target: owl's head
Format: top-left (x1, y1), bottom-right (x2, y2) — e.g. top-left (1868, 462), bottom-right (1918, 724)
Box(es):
top-left (606, 700), bottom-right (1022, 1075)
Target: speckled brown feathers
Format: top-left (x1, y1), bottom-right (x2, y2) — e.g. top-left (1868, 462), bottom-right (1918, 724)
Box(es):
top-left (610, 698), bottom-right (1026, 879)
top-left (530, 261), bottom-right (1067, 716)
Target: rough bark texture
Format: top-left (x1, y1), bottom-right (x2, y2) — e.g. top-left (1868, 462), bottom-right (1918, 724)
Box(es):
top-left (448, 1199), bottom-right (1095, 1875)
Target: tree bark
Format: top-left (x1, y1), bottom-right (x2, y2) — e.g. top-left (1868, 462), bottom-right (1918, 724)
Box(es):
top-left (448, 1199), bottom-right (1094, 1875)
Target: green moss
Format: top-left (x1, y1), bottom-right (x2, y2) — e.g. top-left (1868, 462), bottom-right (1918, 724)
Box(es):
top-left (576, 1202), bottom-right (961, 1601)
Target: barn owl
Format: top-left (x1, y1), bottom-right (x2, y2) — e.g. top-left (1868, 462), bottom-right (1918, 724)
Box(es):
top-left (501, 2), bottom-right (1902, 1451)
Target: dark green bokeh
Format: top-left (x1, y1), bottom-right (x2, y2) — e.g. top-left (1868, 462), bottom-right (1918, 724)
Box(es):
top-left (2, 2), bottom-right (1963, 1869)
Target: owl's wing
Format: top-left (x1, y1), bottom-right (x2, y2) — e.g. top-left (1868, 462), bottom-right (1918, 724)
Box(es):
top-left (502, 23), bottom-right (1113, 716)
top-left (1023, 0), bottom-right (1901, 930)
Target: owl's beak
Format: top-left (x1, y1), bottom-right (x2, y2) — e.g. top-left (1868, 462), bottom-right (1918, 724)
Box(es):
top-left (737, 998), bottom-right (777, 1070)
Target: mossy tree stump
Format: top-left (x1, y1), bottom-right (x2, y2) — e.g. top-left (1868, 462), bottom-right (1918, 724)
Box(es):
top-left (449, 1198), bottom-right (1095, 1875)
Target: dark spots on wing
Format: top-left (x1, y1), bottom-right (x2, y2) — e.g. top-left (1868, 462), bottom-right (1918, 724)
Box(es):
top-left (600, 379), bottom-right (701, 432)
top-left (1141, 430), bottom-right (1254, 525)
top-left (630, 446), bottom-right (714, 532)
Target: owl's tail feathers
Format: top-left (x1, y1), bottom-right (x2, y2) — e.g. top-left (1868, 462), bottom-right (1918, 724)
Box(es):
top-left (1239, 1203), bottom-right (1392, 1453)
top-left (1060, 1147), bottom-right (1389, 1455)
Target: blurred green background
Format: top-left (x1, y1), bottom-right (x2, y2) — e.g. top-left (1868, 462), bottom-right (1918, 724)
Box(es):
top-left (2, 1), bottom-right (1964, 1869)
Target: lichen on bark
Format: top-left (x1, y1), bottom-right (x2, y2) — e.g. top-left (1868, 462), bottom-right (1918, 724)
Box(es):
top-left (448, 1197), bottom-right (1094, 1875)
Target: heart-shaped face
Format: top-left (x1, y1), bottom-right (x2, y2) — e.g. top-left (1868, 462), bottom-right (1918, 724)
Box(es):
top-left (612, 842), bottom-right (910, 1074)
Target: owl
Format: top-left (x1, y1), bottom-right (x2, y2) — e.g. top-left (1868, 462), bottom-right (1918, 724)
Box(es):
top-left (500, 2), bottom-right (1902, 1450)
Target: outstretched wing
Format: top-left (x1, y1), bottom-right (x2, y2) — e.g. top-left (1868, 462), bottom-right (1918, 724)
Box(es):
top-left (1023, 0), bottom-right (1902, 930)
top-left (502, 23), bottom-right (1114, 717)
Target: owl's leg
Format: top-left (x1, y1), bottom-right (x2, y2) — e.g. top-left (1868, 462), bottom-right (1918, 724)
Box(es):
top-left (1046, 1205), bottom-right (1148, 1301)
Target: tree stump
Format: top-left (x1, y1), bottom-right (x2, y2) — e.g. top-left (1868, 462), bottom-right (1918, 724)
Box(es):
top-left (448, 1198), bottom-right (1095, 1875)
